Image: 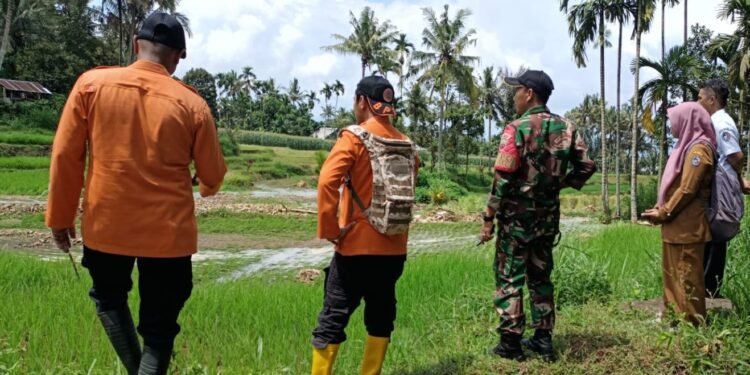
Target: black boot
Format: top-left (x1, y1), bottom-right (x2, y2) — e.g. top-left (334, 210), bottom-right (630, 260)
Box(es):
top-left (491, 333), bottom-right (526, 361)
top-left (521, 329), bottom-right (556, 362)
top-left (138, 345), bottom-right (172, 375)
top-left (97, 309), bottom-right (141, 375)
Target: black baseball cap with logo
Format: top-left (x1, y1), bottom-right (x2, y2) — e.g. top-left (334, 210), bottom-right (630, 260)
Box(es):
top-left (137, 12), bottom-right (187, 59)
top-left (355, 75), bottom-right (396, 117)
top-left (503, 70), bottom-right (555, 98)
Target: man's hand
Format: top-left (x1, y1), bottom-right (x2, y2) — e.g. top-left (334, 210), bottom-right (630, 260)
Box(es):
top-left (327, 222), bottom-right (356, 246)
top-left (478, 221), bottom-right (494, 245)
top-left (52, 227), bottom-right (76, 253)
top-left (743, 179), bottom-right (750, 195)
top-left (640, 208), bottom-right (663, 224)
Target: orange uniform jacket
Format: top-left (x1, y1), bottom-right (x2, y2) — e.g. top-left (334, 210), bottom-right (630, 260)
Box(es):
top-left (317, 116), bottom-right (417, 256)
top-left (45, 60), bottom-right (227, 258)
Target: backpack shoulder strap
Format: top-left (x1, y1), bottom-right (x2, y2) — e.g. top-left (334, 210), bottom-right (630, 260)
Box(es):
top-left (339, 124), bottom-right (369, 142)
top-left (339, 124), bottom-right (369, 214)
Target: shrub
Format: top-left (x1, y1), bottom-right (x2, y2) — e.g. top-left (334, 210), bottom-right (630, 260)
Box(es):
top-left (219, 132), bottom-right (240, 156)
top-left (0, 144), bottom-right (50, 157)
top-left (553, 249), bottom-right (613, 308)
top-left (233, 130), bottom-right (333, 151)
top-left (415, 187), bottom-right (431, 204)
top-left (0, 95), bottom-right (65, 130)
top-left (314, 150), bottom-right (328, 173)
top-left (253, 161), bottom-right (308, 179)
top-left (621, 178), bottom-right (659, 217)
top-left (636, 178), bottom-right (658, 214)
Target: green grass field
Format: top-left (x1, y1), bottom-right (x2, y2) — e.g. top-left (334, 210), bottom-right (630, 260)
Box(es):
top-left (0, 130), bottom-right (54, 145)
top-left (0, 169), bottom-right (49, 195)
top-left (1, 219), bottom-right (749, 374)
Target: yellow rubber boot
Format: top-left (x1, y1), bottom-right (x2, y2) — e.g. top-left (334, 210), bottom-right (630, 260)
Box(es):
top-left (311, 344), bottom-right (340, 375)
top-left (360, 336), bottom-right (390, 375)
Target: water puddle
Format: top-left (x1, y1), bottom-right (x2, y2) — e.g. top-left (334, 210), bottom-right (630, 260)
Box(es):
top-left (249, 187), bottom-right (317, 199)
top-left (0, 197), bottom-right (46, 206)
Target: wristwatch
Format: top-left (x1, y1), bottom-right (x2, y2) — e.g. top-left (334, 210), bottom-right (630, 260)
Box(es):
top-left (482, 212), bottom-right (495, 223)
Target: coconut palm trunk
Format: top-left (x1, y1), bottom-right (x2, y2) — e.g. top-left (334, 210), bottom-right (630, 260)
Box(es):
top-left (0, 0), bottom-right (15, 71)
top-left (615, 18), bottom-right (623, 218)
top-left (118, 0), bottom-right (123, 66)
top-left (683, 0), bottom-right (688, 100)
top-left (658, 0), bottom-right (667, 184)
top-left (599, 10), bottom-right (610, 222)
top-left (631, 5), bottom-right (643, 223)
top-left (438, 88), bottom-right (446, 171)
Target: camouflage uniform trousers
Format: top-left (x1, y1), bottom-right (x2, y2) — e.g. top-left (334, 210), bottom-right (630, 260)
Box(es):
top-left (493, 208), bottom-right (557, 335)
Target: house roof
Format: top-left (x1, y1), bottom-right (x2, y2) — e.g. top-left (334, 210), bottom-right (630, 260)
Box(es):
top-left (0, 79), bottom-right (52, 95)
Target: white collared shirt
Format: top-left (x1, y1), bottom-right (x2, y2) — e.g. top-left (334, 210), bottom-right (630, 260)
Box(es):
top-left (712, 109), bottom-right (741, 180)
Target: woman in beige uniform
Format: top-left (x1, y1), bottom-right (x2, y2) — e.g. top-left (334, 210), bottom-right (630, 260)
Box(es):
top-left (642, 102), bottom-right (716, 326)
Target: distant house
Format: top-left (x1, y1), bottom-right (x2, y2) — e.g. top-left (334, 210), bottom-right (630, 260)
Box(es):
top-left (313, 127), bottom-right (338, 140)
top-left (0, 79), bottom-right (52, 103)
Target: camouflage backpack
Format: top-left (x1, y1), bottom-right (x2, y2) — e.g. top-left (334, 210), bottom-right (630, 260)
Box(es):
top-left (341, 125), bottom-right (417, 236)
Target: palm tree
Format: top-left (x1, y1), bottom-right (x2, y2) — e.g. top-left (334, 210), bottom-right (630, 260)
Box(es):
top-left (613, 3), bottom-right (632, 218)
top-left (713, 0), bottom-right (750, 173)
top-left (216, 70), bottom-right (242, 99)
top-left (320, 83), bottom-right (334, 125)
top-left (101, 0), bottom-right (191, 64)
top-left (478, 67), bottom-right (501, 170)
top-left (561, 0), bottom-right (626, 222)
top-left (286, 78), bottom-right (303, 106)
top-left (305, 90), bottom-right (319, 111)
top-left (239, 66), bottom-right (257, 96)
top-left (322, 6), bottom-right (398, 78)
top-left (322, 105), bottom-right (335, 127)
top-left (373, 50), bottom-right (399, 79)
top-left (404, 83), bottom-right (433, 166)
top-left (660, 1), bottom-right (680, 65)
top-left (413, 4), bottom-right (478, 170)
top-left (0, 0), bottom-right (45, 70)
top-left (332, 80), bottom-right (345, 108)
top-left (629, 0), bottom-right (656, 222)
top-left (394, 33), bottom-right (415, 99)
top-left (478, 67), bottom-right (501, 143)
top-left (636, 45), bottom-right (698, 184)
top-left (684, 0), bottom-right (688, 45)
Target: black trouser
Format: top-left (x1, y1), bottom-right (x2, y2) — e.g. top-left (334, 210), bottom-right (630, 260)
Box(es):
top-left (311, 252), bottom-right (406, 349)
top-left (703, 240), bottom-right (727, 298)
top-left (81, 246), bottom-right (193, 350)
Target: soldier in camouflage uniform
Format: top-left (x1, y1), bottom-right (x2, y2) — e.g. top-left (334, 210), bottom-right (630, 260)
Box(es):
top-left (479, 70), bottom-right (596, 362)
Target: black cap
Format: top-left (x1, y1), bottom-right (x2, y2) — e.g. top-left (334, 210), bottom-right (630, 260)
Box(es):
top-left (503, 70), bottom-right (555, 98)
top-left (137, 12), bottom-right (187, 59)
top-left (355, 75), bottom-right (396, 117)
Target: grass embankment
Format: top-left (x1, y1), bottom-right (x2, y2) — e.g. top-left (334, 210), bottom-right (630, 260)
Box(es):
top-left (1, 220), bottom-right (748, 374)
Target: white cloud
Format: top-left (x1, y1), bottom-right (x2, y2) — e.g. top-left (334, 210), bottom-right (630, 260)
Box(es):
top-left (173, 0), bottom-right (741, 117)
top-left (293, 53), bottom-right (340, 78)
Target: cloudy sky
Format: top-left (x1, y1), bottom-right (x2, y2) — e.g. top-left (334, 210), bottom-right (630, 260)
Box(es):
top-left (173, 0), bottom-right (736, 120)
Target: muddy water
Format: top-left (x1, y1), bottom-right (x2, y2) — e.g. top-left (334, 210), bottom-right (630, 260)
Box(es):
top-left (8, 208), bottom-right (599, 281)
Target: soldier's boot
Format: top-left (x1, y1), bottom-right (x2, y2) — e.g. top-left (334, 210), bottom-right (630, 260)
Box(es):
top-left (521, 329), bottom-right (556, 362)
top-left (311, 344), bottom-right (340, 375)
top-left (491, 333), bottom-right (526, 361)
top-left (97, 309), bottom-right (141, 375)
top-left (360, 336), bottom-right (389, 375)
top-left (138, 345), bottom-right (172, 375)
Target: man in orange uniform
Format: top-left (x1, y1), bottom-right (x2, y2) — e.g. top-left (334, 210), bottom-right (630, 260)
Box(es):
top-left (46, 12), bottom-right (226, 375)
top-left (311, 75), bottom-right (417, 375)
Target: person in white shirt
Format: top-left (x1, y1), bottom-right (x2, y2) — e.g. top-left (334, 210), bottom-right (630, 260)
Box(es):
top-left (697, 79), bottom-right (750, 298)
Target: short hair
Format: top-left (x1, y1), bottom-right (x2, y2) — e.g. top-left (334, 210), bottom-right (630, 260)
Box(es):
top-left (700, 79), bottom-right (729, 108)
top-left (536, 91), bottom-right (550, 105)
